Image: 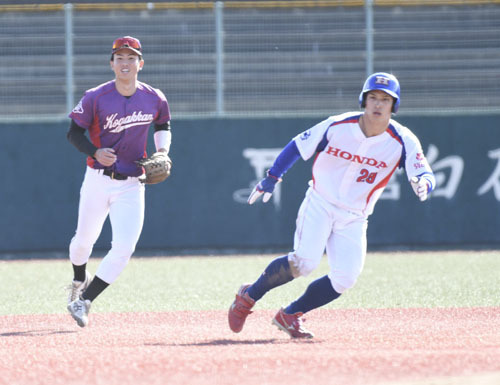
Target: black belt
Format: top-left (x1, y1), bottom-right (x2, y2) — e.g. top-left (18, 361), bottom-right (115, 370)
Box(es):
top-left (103, 169), bottom-right (128, 180)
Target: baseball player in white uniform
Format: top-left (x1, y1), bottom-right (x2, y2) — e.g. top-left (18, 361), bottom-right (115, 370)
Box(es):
top-left (228, 72), bottom-right (435, 338)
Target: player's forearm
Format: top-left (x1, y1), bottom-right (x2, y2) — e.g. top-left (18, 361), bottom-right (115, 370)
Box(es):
top-left (269, 140), bottom-right (301, 178)
top-left (67, 120), bottom-right (98, 157)
top-left (154, 129), bottom-right (171, 154)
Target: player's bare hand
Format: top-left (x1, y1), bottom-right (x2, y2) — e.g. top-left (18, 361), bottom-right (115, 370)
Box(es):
top-left (248, 172), bottom-right (282, 204)
top-left (95, 148), bottom-right (117, 167)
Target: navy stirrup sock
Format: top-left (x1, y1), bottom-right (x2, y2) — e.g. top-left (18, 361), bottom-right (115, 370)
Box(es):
top-left (247, 255), bottom-right (294, 301)
top-left (81, 276), bottom-right (109, 302)
top-left (285, 275), bottom-right (341, 314)
top-left (72, 263), bottom-right (87, 282)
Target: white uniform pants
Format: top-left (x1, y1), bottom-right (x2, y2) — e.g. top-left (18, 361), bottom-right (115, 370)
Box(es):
top-left (288, 187), bottom-right (368, 294)
top-left (69, 167), bottom-right (145, 284)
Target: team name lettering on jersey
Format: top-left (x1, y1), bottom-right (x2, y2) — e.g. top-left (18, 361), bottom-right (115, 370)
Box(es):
top-left (104, 111), bottom-right (154, 133)
top-left (325, 146), bottom-right (388, 169)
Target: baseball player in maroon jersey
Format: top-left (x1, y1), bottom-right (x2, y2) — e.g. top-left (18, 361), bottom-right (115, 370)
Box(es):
top-left (228, 72), bottom-right (436, 338)
top-left (66, 36), bottom-right (172, 327)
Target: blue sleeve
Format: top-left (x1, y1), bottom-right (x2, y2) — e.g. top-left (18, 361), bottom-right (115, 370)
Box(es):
top-left (268, 140), bottom-right (301, 178)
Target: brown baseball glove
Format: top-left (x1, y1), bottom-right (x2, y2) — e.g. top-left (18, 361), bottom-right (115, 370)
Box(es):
top-left (136, 151), bottom-right (172, 184)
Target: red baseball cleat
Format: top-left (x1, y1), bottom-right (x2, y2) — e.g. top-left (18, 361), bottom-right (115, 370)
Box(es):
top-left (228, 284), bottom-right (255, 333)
top-left (272, 308), bottom-right (314, 338)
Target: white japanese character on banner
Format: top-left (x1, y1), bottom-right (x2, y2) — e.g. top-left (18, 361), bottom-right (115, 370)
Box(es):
top-left (381, 144), bottom-right (463, 200)
top-left (233, 148), bottom-right (282, 208)
top-left (425, 144), bottom-right (463, 199)
top-left (477, 148), bottom-right (500, 200)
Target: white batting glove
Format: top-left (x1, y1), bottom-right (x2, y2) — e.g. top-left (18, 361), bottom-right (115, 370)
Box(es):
top-left (411, 176), bottom-right (429, 202)
top-left (248, 172), bottom-right (282, 205)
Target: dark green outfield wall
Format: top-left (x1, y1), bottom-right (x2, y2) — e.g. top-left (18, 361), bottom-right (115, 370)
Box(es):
top-left (0, 115), bottom-right (499, 253)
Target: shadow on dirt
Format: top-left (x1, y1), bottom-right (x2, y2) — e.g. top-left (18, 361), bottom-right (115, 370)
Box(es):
top-left (145, 338), bottom-right (318, 347)
top-left (0, 329), bottom-right (76, 337)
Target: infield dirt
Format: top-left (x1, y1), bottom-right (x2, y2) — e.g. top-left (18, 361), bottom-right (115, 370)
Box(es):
top-left (1, 307), bottom-right (499, 385)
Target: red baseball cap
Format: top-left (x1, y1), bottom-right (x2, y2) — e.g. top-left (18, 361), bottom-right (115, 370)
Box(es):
top-left (111, 36), bottom-right (142, 56)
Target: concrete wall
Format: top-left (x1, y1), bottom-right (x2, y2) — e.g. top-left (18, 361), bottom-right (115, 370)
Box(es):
top-left (0, 115), bottom-right (498, 254)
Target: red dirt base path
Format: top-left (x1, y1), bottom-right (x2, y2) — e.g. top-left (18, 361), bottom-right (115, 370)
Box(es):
top-left (1, 307), bottom-right (499, 385)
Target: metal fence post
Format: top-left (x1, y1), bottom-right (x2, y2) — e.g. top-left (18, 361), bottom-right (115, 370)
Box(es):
top-left (365, 0), bottom-right (374, 77)
top-left (215, 1), bottom-right (224, 117)
top-left (64, 3), bottom-right (74, 115)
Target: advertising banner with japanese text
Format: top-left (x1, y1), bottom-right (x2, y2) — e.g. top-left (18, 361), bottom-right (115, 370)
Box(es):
top-left (0, 115), bottom-right (498, 252)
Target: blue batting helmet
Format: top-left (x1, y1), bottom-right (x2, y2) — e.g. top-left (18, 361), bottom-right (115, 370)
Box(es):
top-left (359, 72), bottom-right (401, 113)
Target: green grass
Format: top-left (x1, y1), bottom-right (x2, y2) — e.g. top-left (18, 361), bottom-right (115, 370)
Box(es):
top-left (0, 250), bottom-right (498, 315)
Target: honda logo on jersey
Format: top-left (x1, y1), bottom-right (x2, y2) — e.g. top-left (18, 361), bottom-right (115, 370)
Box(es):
top-left (325, 146), bottom-right (388, 169)
top-left (375, 76), bottom-right (390, 86)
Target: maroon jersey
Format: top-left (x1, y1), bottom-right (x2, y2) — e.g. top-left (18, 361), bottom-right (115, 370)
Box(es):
top-left (69, 80), bottom-right (171, 176)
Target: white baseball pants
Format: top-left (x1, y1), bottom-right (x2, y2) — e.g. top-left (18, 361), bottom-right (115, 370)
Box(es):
top-left (69, 166), bottom-right (145, 284)
top-left (288, 186), bottom-right (368, 294)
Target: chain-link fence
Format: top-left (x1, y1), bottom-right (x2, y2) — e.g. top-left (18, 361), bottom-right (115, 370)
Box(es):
top-left (0, 1), bottom-right (499, 122)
